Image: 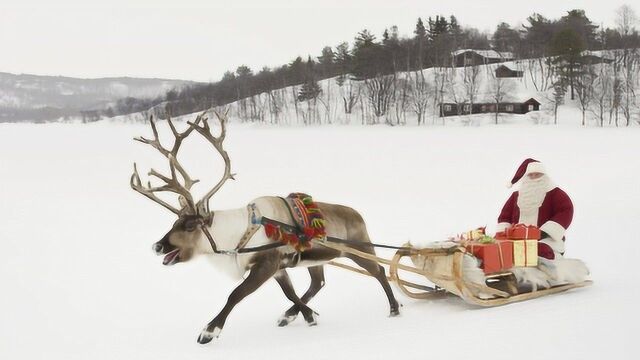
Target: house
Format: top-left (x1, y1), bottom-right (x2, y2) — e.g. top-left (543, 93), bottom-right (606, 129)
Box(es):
top-left (451, 49), bottom-right (515, 67)
top-left (495, 64), bottom-right (523, 78)
top-left (580, 50), bottom-right (615, 64)
top-left (439, 98), bottom-right (540, 117)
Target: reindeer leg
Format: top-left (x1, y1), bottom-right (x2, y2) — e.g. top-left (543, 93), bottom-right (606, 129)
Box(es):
top-left (345, 253), bottom-right (400, 317)
top-left (197, 254), bottom-right (279, 344)
top-left (277, 265), bottom-right (325, 327)
top-left (274, 268), bottom-right (322, 327)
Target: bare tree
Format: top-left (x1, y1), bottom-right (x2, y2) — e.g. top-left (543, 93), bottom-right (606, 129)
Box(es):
top-left (463, 64), bottom-right (481, 114)
top-left (575, 65), bottom-right (596, 126)
top-left (364, 74), bottom-right (395, 123)
top-left (489, 72), bottom-right (515, 124)
top-left (408, 71), bottom-right (432, 125)
top-left (546, 79), bottom-right (567, 125)
top-left (525, 57), bottom-right (555, 92)
top-left (433, 68), bottom-right (448, 124)
top-left (392, 77), bottom-right (410, 125)
top-left (590, 65), bottom-right (613, 127)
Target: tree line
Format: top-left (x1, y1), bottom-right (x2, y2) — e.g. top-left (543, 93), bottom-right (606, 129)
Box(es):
top-left (105, 6), bottom-right (640, 125)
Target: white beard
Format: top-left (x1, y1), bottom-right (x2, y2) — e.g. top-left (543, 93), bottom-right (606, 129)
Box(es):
top-left (516, 175), bottom-right (554, 225)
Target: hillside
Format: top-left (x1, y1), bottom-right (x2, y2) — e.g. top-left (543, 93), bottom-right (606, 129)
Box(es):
top-left (0, 72), bottom-right (197, 122)
top-left (118, 53), bottom-right (635, 127)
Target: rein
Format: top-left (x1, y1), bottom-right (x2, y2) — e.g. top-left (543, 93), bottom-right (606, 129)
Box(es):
top-left (199, 212), bottom-right (415, 256)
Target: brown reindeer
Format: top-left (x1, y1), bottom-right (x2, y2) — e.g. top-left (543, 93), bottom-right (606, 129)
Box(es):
top-left (131, 111), bottom-right (399, 344)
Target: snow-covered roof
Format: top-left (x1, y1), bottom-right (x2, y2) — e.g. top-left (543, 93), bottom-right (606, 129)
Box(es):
top-left (452, 49), bottom-right (514, 60)
top-left (581, 50), bottom-right (615, 60)
top-left (496, 63), bottom-right (520, 71)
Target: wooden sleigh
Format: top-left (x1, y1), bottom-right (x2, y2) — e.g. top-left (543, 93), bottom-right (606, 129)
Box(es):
top-left (317, 240), bottom-right (592, 307)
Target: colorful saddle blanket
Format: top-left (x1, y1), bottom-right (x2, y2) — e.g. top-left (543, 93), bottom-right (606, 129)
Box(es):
top-left (263, 193), bottom-right (326, 251)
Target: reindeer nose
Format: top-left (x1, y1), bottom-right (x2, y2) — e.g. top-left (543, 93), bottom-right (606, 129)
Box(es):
top-left (152, 243), bottom-right (164, 255)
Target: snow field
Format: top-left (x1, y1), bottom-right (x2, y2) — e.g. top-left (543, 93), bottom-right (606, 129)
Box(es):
top-left (0, 121), bottom-right (637, 359)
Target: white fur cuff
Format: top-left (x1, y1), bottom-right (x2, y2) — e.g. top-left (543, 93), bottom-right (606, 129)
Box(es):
top-left (540, 220), bottom-right (566, 241)
top-left (496, 222), bottom-right (511, 232)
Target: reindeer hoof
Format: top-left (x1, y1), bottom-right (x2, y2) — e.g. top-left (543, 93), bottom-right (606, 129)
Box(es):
top-left (389, 308), bottom-right (400, 317)
top-left (304, 311), bottom-right (318, 326)
top-left (197, 326), bottom-right (221, 344)
top-left (277, 313), bottom-right (298, 327)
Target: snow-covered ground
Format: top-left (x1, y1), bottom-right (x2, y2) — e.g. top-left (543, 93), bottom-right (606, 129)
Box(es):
top-left (1, 120), bottom-right (637, 359)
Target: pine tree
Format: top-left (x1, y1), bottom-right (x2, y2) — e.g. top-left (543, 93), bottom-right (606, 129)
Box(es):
top-left (414, 18), bottom-right (427, 70)
top-left (550, 28), bottom-right (586, 100)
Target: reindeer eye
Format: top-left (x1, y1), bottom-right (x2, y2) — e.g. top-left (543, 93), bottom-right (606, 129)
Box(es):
top-left (184, 220), bottom-right (199, 232)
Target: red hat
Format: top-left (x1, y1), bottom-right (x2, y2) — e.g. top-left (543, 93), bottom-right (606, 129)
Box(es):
top-left (509, 158), bottom-right (546, 187)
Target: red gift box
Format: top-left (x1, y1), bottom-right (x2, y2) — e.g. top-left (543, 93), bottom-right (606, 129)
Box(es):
top-left (466, 240), bottom-right (514, 274)
top-left (506, 224), bottom-right (541, 240)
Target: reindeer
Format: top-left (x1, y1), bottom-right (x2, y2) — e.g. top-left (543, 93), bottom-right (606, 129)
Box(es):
top-left (131, 111), bottom-right (399, 344)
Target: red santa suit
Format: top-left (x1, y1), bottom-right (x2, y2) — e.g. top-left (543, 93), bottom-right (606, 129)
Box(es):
top-left (497, 159), bottom-right (574, 260)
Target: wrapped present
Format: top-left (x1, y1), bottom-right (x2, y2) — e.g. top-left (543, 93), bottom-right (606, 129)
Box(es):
top-left (460, 227), bottom-right (486, 241)
top-left (511, 239), bottom-right (538, 267)
top-left (494, 231), bottom-right (507, 240)
top-left (507, 224), bottom-right (541, 240)
top-left (466, 239), bottom-right (513, 274)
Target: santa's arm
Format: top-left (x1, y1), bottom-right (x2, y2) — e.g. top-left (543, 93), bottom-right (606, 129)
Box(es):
top-left (496, 192), bottom-right (516, 232)
top-left (539, 189), bottom-right (574, 243)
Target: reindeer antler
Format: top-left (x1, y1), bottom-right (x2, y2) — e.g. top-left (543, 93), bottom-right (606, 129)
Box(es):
top-left (188, 110), bottom-right (236, 214)
top-left (130, 113), bottom-right (205, 214)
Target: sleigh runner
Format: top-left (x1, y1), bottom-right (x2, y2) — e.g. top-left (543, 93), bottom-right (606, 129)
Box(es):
top-left (319, 240), bottom-right (592, 307)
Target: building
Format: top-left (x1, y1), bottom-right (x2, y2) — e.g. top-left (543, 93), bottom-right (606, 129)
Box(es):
top-left (495, 64), bottom-right (523, 78)
top-left (439, 98), bottom-right (540, 117)
top-left (451, 49), bottom-right (515, 67)
top-left (580, 50), bottom-right (615, 64)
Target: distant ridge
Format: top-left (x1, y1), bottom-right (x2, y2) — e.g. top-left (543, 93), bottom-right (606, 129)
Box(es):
top-left (0, 72), bottom-right (200, 122)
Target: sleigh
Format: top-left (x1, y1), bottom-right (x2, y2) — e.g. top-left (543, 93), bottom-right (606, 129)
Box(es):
top-left (319, 240), bottom-right (592, 307)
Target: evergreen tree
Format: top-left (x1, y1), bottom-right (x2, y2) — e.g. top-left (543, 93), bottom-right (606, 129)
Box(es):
top-left (560, 9), bottom-right (598, 49)
top-left (550, 28), bottom-right (586, 100)
top-left (493, 22), bottom-right (520, 52)
top-left (414, 18), bottom-right (427, 70)
top-left (298, 57), bottom-right (322, 102)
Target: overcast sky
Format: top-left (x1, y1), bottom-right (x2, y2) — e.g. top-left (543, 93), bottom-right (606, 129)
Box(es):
top-left (0, 0), bottom-right (634, 82)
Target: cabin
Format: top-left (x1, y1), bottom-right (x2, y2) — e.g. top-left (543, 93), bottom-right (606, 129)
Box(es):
top-left (580, 50), bottom-right (615, 64)
top-left (495, 64), bottom-right (523, 78)
top-left (451, 49), bottom-right (515, 67)
top-left (439, 98), bottom-right (540, 117)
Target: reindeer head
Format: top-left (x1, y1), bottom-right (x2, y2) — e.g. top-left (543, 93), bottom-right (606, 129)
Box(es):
top-left (130, 111), bottom-right (235, 266)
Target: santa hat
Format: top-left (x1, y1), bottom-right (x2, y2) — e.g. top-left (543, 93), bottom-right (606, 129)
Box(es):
top-left (508, 158), bottom-right (546, 187)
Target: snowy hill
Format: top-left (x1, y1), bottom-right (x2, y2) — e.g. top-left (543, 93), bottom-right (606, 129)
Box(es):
top-left (0, 72), bottom-right (197, 122)
top-left (122, 53), bottom-right (636, 127)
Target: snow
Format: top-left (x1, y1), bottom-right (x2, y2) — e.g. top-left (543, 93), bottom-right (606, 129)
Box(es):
top-left (0, 121), bottom-right (637, 360)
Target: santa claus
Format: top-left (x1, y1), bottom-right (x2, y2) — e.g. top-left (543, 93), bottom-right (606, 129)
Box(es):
top-left (497, 158), bottom-right (573, 260)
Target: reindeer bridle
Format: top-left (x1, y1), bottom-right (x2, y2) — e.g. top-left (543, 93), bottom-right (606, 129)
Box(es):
top-left (130, 111), bottom-right (236, 247)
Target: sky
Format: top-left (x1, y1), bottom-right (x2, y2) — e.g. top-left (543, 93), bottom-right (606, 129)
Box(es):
top-left (0, 0), bottom-right (635, 82)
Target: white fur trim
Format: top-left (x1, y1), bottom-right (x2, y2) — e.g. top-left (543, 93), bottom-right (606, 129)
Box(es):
top-left (526, 162), bottom-right (546, 175)
top-left (540, 220), bottom-right (566, 242)
top-left (496, 222), bottom-right (511, 232)
top-left (510, 267), bottom-right (551, 291)
top-left (538, 257), bottom-right (589, 286)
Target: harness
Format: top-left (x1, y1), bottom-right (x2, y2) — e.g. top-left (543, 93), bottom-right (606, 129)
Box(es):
top-left (199, 198), bottom-right (415, 256)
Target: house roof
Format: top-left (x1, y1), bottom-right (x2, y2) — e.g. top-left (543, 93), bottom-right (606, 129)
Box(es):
top-left (452, 49), bottom-right (515, 60)
top-left (496, 63), bottom-right (520, 72)
top-left (581, 50), bottom-right (615, 60)
top-left (440, 97), bottom-right (540, 105)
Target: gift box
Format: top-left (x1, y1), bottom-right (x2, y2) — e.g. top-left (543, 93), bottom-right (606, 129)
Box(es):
top-left (511, 239), bottom-right (538, 267)
top-left (495, 231), bottom-right (507, 240)
top-left (466, 240), bottom-right (514, 274)
top-left (507, 224), bottom-right (541, 240)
